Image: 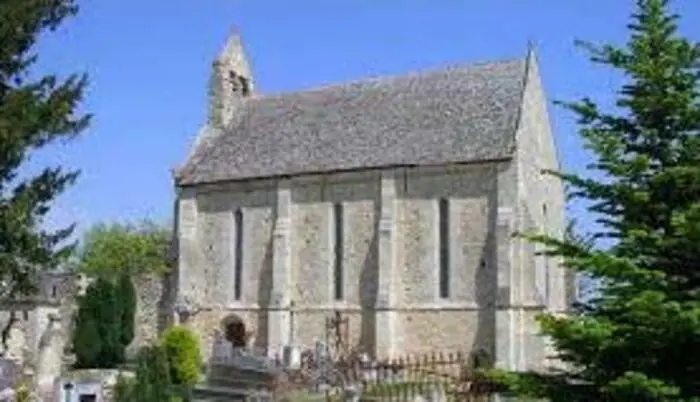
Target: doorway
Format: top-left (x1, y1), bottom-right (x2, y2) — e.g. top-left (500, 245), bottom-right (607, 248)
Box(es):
top-left (221, 315), bottom-right (247, 348)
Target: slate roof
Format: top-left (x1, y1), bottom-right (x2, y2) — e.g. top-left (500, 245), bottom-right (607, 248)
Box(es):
top-left (176, 58), bottom-right (528, 185)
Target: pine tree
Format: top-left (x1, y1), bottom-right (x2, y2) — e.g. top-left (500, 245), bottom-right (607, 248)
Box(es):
top-left (493, 0), bottom-right (700, 400)
top-left (0, 1), bottom-right (90, 313)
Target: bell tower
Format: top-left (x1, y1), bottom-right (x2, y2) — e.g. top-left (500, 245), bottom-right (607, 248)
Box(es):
top-left (207, 28), bottom-right (254, 128)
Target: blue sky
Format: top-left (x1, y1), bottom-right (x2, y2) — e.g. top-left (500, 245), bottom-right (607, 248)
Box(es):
top-left (26, 0), bottom-right (700, 238)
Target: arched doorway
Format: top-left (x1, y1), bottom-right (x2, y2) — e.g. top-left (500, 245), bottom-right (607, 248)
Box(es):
top-left (221, 314), bottom-right (247, 348)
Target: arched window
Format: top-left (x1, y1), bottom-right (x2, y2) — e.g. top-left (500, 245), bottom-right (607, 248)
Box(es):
top-left (228, 71), bottom-right (251, 97)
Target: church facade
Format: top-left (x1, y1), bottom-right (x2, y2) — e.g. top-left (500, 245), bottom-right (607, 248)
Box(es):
top-left (172, 31), bottom-right (572, 371)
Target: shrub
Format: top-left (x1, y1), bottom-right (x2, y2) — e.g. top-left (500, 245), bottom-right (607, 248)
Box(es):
top-left (13, 381), bottom-right (33, 402)
top-left (113, 375), bottom-right (135, 402)
top-left (161, 325), bottom-right (202, 386)
top-left (121, 345), bottom-right (173, 402)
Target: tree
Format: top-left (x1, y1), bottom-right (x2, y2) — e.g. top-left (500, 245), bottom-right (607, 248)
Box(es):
top-left (78, 220), bottom-right (171, 277)
top-left (492, 0), bottom-right (700, 400)
top-left (117, 272), bottom-right (137, 348)
top-left (0, 1), bottom-right (89, 346)
top-left (72, 277), bottom-right (126, 368)
top-left (72, 284), bottom-right (101, 368)
top-left (72, 220), bottom-right (168, 368)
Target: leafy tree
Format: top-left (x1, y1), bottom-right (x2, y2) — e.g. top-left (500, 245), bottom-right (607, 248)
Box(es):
top-left (0, 0), bottom-right (89, 346)
top-left (493, 0), bottom-right (700, 400)
top-left (78, 220), bottom-right (171, 277)
top-left (73, 220), bottom-right (167, 368)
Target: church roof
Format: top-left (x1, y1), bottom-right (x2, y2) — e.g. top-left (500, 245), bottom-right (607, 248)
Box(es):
top-left (176, 57), bottom-right (528, 185)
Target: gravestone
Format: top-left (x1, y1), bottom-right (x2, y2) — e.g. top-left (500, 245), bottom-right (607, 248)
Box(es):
top-left (60, 380), bottom-right (101, 402)
top-left (59, 369), bottom-right (133, 402)
top-left (0, 359), bottom-right (18, 392)
top-left (195, 344), bottom-right (281, 401)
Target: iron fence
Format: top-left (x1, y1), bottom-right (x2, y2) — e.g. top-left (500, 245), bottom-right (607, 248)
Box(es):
top-left (273, 350), bottom-right (500, 401)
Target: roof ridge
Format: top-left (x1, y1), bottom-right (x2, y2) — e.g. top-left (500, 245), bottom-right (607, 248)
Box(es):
top-left (248, 57), bottom-right (526, 102)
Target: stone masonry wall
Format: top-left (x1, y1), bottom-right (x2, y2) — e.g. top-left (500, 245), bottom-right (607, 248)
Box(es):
top-left (512, 51), bottom-right (568, 371)
top-left (126, 274), bottom-right (168, 357)
top-left (176, 163), bottom-right (512, 361)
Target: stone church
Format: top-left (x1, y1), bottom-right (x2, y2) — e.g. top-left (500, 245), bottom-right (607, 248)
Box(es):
top-left (172, 30), bottom-right (573, 372)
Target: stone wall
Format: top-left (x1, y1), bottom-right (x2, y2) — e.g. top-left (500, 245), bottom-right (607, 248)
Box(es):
top-left (510, 51), bottom-right (569, 371)
top-left (42, 271), bottom-right (171, 360)
top-left (175, 161), bottom-right (538, 362)
top-left (0, 310), bottom-right (30, 362)
top-left (127, 274), bottom-right (171, 357)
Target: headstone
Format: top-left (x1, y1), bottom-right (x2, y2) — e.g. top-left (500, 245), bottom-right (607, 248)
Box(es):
top-left (59, 369), bottom-right (133, 402)
top-left (0, 387), bottom-right (15, 401)
top-left (60, 380), bottom-right (101, 402)
top-left (211, 331), bottom-right (232, 363)
top-left (0, 359), bottom-right (18, 391)
top-left (314, 341), bottom-right (328, 358)
top-left (343, 384), bottom-right (361, 402)
top-left (282, 345), bottom-right (300, 370)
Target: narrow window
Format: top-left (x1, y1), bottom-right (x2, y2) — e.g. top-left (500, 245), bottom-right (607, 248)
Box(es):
top-left (51, 285), bottom-right (57, 298)
top-left (240, 77), bottom-right (251, 96)
top-left (234, 208), bottom-right (244, 301)
top-left (439, 198), bottom-right (450, 299)
top-left (333, 203), bottom-right (344, 301)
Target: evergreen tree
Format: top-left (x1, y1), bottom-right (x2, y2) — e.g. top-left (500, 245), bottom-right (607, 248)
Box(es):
top-left (72, 277), bottom-right (127, 368)
top-left (116, 272), bottom-right (137, 348)
top-left (0, 1), bottom-right (89, 323)
top-left (72, 276), bottom-right (104, 368)
top-left (92, 277), bottom-right (123, 366)
top-left (494, 0), bottom-right (700, 400)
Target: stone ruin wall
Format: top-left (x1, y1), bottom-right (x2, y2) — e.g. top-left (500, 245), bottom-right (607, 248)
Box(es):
top-left (0, 271), bottom-right (176, 368)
